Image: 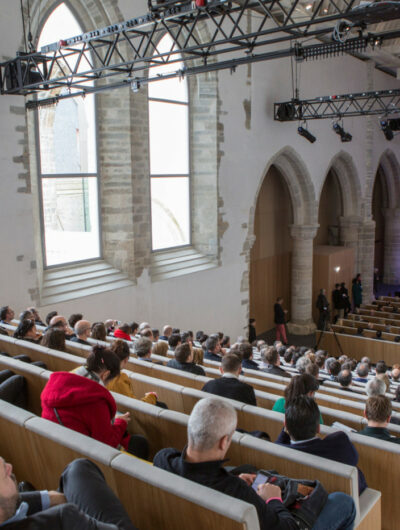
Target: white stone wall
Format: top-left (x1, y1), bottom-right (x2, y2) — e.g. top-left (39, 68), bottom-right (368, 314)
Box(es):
top-left (1, 0), bottom-right (400, 339)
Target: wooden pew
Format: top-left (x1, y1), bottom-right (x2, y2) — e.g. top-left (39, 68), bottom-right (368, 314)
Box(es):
top-left (0, 401), bottom-right (259, 530)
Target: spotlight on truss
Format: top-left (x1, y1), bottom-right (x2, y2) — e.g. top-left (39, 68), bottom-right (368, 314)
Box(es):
top-left (333, 122), bottom-right (352, 142)
top-left (298, 126), bottom-right (316, 143)
top-left (380, 118), bottom-right (400, 141)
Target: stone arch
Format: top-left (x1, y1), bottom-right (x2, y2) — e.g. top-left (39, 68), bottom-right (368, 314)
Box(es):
top-left (324, 151), bottom-right (362, 218)
top-left (253, 146), bottom-right (318, 228)
top-left (375, 149), bottom-right (400, 209)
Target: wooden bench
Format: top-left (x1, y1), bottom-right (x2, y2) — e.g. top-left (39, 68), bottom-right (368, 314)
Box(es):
top-left (0, 401), bottom-right (259, 530)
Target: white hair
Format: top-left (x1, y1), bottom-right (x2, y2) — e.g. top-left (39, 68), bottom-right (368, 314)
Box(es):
top-left (188, 398), bottom-right (237, 451)
top-left (366, 378), bottom-right (386, 397)
top-left (296, 356), bottom-right (311, 374)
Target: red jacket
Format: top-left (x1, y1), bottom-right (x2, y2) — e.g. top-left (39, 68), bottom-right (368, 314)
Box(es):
top-left (113, 329), bottom-right (132, 341)
top-left (41, 372), bottom-right (130, 449)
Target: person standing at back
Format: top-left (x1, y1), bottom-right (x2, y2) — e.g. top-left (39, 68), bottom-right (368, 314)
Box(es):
top-left (274, 297), bottom-right (287, 345)
top-left (352, 274), bottom-right (363, 309)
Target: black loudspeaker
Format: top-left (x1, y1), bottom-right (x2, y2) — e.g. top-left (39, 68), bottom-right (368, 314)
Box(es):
top-left (4, 60), bottom-right (43, 92)
top-left (276, 103), bottom-right (296, 121)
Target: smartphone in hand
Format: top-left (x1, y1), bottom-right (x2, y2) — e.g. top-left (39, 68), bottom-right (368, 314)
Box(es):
top-left (252, 473), bottom-right (268, 491)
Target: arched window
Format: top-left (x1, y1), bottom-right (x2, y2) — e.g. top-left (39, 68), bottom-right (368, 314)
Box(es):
top-left (148, 34), bottom-right (190, 251)
top-left (37, 2), bottom-right (100, 267)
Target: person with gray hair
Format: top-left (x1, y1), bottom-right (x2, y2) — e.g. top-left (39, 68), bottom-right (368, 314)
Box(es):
top-left (354, 363), bottom-right (369, 383)
top-left (296, 356), bottom-right (312, 375)
top-left (134, 337), bottom-right (153, 361)
top-left (70, 320), bottom-right (91, 346)
top-left (366, 378), bottom-right (386, 397)
top-left (154, 398), bottom-right (356, 530)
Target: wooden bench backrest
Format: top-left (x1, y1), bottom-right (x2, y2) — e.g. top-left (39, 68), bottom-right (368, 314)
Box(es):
top-left (0, 401), bottom-right (257, 530)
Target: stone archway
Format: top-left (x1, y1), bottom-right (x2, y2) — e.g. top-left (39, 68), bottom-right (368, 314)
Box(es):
top-left (374, 150), bottom-right (400, 285)
top-left (245, 147), bottom-right (318, 335)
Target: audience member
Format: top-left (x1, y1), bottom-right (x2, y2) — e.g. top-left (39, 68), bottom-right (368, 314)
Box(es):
top-left (0, 306), bottom-right (14, 325)
top-left (238, 342), bottom-right (259, 371)
top-left (49, 316), bottom-right (74, 339)
top-left (168, 333), bottom-right (182, 352)
top-left (354, 363), bottom-right (369, 383)
top-left (140, 328), bottom-right (154, 340)
top-left (152, 340), bottom-right (168, 357)
top-left (202, 354), bottom-right (256, 406)
top-left (160, 325), bottom-right (172, 341)
top-left (45, 311), bottom-right (57, 326)
top-left (152, 329), bottom-right (159, 342)
top-left (130, 322), bottom-right (139, 336)
top-left (359, 395), bottom-right (400, 444)
top-left (40, 328), bottom-right (66, 352)
top-left (134, 338), bottom-right (153, 362)
top-left (27, 307), bottom-right (45, 326)
top-left (0, 457), bottom-right (137, 529)
top-left (204, 337), bottom-right (222, 362)
top-left (295, 356), bottom-right (312, 375)
top-left (154, 398), bottom-right (356, 530)
top-left (68, 314), bottom-right (83, 329)
top-left (108, 339), bottom-right (157, 405)
top-left (167, 343), bottom-right (205, 376)
top-left (41, 346), bottom-right (148, 459)
top-left (70, 320), bottom-right (91, 345)
top-left (366, 378), bottom-right (386, 397)
top-left (114, 323), bottom-right (132, 341)
top-left (19, 310), bottom-right (33, 323)
top-left (338, 370), bottom-right (353, 392)
top-left (261, 347), bottom-right (291, 378)
top-left (276, 396), bottom-right (367, 494)
top-left (325, 357), bottom-right (341, 381)
top-left (90, 322), bottom-right (107, 342)
top-left (272, 374), bottom-right (323, 423)
top-left (13, 319), bottom-right (40, 343)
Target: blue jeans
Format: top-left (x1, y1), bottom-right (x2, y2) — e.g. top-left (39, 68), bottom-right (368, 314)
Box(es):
top-left (312, 492), bottom-right (356, 530)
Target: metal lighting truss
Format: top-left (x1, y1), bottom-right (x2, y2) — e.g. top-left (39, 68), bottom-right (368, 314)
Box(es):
top-left (274, 88), bottom-right (400, 121)
top-left (2, 0), bottom-right (400, 107)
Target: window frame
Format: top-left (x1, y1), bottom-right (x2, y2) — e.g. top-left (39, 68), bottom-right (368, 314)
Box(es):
top-left (34, 3), bottom-right (102, 270)
top-left (148, 38), bottom-right (192, 253)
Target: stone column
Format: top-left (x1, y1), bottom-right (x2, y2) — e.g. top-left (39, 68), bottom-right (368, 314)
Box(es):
top-left (358, 218), bottom-right (376, 304)
top-left (339, 216), bottom-right (362, 274)
top-left (383, 208), bottom-right (400, 284)
top-left (287, 225), bottom-right (319, 335)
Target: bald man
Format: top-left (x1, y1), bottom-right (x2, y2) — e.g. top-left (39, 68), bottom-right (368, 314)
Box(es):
top-left (70, 320), bottom-right (92, 345)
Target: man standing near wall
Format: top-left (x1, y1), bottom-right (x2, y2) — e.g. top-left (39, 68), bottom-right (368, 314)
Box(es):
top-left (274, 297), bottom-right (287, 345)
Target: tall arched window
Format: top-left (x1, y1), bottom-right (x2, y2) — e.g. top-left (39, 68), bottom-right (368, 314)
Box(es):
top-left (148, 34), bottom-right (190, 251)
top-left (37, 2), bottom-right (100, 267)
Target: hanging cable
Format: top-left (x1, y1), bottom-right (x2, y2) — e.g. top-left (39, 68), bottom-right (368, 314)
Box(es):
top-left (27, 0), bottom-right (34, 51)
top-left (34, 0), bottom-right (43, 51)
top-left (20, 0), bottom-right (28, 52)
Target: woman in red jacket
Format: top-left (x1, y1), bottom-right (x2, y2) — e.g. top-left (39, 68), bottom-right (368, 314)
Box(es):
top-left (41, 345), bottom-right (149, 459)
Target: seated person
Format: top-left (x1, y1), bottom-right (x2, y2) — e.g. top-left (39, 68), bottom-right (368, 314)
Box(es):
top-left (358, 395), bottom-right (400, 444)
top-left (91, 322), bottom-right (107, 342)
top-left (168, 333), bottom-right (182, 352)
top-left (45, 311), bottom-right (58, 326)
top-left (276, 395), bottom-right (367, 494)
top-left (353, 363), bottom-right (369, 383)
top-left (41, 346), bottom-right (149, 460)
top-left (114, 323), bottom-right (132, 341)
top-left (390, 366), bottom-right (400, 383)
top-left (260, 347), bottom-right (291, 378)
top-left (203, 337), bottom-right (222, 362)
top-left (366, 377), bottom-right (386, 397)
top-left (325, 357), bottom-right (341, 381)
top-left (68, 313), bottom-right (83, 330)
top-left (159, 325), bottom-right (172, 342)
top-left (272, 374), bottom-right (323, 424)
top-left (70, 320), bottom-right (91, 345)
top-left (238, 342), bottom-right (259, 371)
top-left (338, 370), bottom-right (353, 392)
top-left (167, 343), bottom-right (205, 376)
top-left (48, 316), bottom-right (74, 340)
top-left (152, 340), bottom-right (168, 357)
top-left (202, 354), bottom-right (256, 406)
top-left (13, 319), bottom-right (41, 344)
top-left (154, 397), bottom-right (356, 530)
top-left (0, 306), bottom-right (15, 326)
top-left (27, 306), bottom-right (45, 327)
top-left (107, 339), bottom-right (157, 405)
top-left (40, 328), bottom-right (66, 352)
top-left (0, 457), bottom-right (136, 529)
top-left (134, 337), bottom-right (156, 363)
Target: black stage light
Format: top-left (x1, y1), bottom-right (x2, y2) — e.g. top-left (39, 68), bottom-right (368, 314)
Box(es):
top-left (277, 103), bottom-right (296, 121)
top-left (380, 120), bottom-right (393, 140)
top-left (333, 122), bottom-right (352, 142)
top-left (298, 126), bottom-right (316, 143)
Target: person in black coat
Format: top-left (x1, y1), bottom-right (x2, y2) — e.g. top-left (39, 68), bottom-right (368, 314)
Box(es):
top-left (202, 354), bottom-right (257, 406)
top-left (316, 289), bottom-right (330, 331)
top-left (274, 297), bottom-right (288, 344)
top-left (0, 458), bottom-right (136, 529)
top-left (276, 396), bottom-right (367, 495)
